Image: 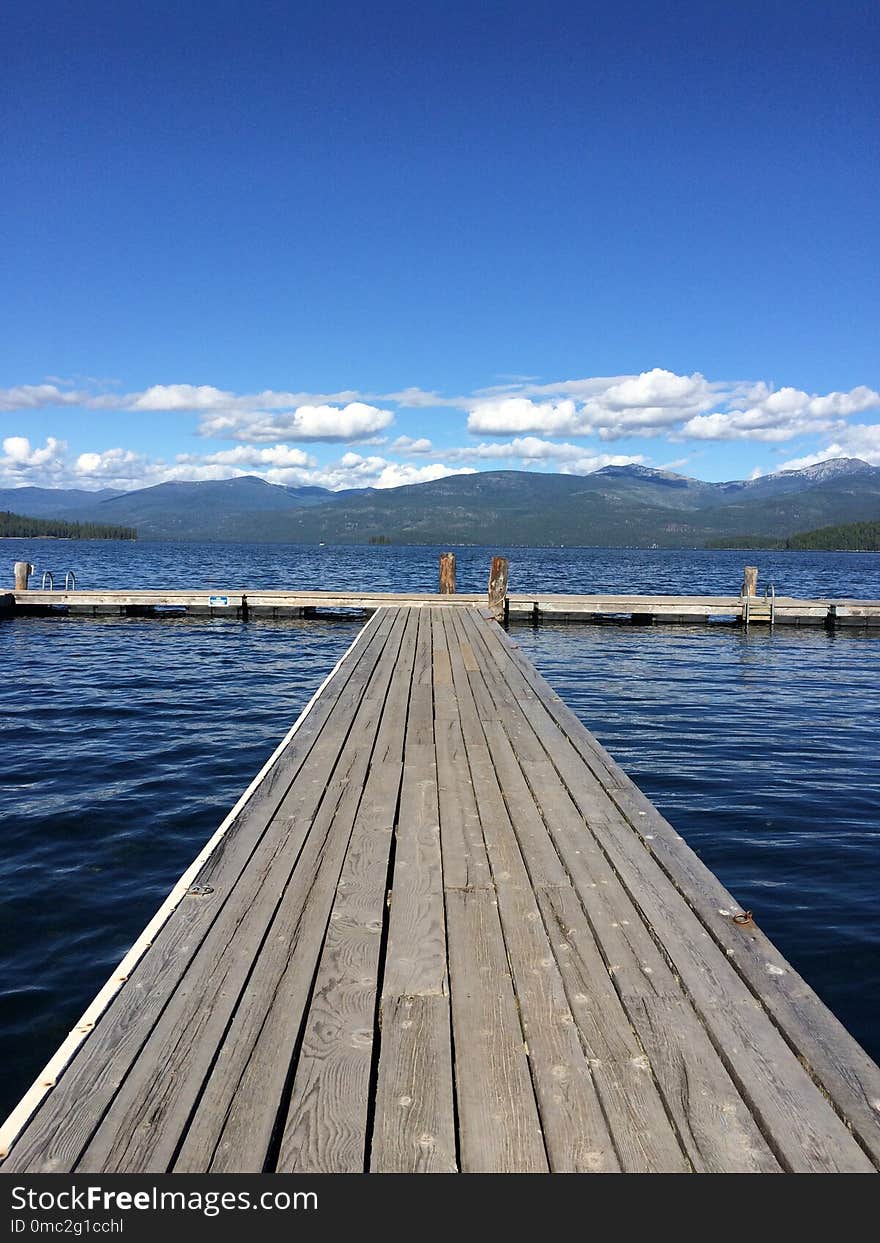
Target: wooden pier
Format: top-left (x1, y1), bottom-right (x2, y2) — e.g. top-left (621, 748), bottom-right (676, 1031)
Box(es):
top-left (6, 586), bottom-right (880, 626)
top-left (2, 604), bottom-right (879, 1173)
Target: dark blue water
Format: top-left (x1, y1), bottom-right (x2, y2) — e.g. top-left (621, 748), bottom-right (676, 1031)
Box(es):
top-left (5, 537), bottom-right (880, 597)
top-left (1, 541), bottom-right (879, 1120)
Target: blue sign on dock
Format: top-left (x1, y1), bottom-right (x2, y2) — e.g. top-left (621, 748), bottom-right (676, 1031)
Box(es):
top-left (208, 595), bottom-right (229, 607)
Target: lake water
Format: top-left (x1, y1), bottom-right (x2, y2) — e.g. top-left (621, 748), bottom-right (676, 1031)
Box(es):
top-left (1, 540), bottom-right (879, 1119)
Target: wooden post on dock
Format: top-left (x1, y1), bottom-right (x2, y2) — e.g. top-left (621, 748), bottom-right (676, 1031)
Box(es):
top-left (742, 565), bottom-right (758, 597)
top-left (14, 562), bottom-right (34, 591)
top-left (487, 556), bottom-right (509, 622)
top-left (439, 552), bottom-right (456, 594)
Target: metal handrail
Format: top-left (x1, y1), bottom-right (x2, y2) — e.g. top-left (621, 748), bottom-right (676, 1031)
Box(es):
top-left (743, 583), bottom-right (776, 628)
top-left (64, 571), bottom-right (77, 591)
top-left (41, 571), bottom-right (54, 591)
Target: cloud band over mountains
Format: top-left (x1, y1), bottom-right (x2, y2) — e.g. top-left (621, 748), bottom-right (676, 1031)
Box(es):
top-left (1, 368), bottom-right (879, 490)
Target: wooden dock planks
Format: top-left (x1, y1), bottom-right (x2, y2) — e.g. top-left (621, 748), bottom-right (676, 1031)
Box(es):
top-left (2, 605), bottom-right (879, 1174)
top-left (11, 587), bottom-right (880, 626)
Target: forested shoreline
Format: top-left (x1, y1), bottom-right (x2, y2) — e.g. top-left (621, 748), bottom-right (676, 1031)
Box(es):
top-left (707, 520), bottom-right (880, 552)
top-left (0, 511), bottom-right (137, 540)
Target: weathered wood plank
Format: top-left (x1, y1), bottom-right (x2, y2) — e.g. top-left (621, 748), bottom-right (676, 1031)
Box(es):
top-left (271, 617), bottom-right (422, 1173)
top-left (381, 607), bottom-right (447, 997)
top-left (440, 610), bottom-right (485, 749)
top-left (6, 603), bottom-right (878, 1175)
top-left (566, 761), bottom-right (880, 1167)
top-left (447, 622), bottom-right (599, 1168)
top-left (445, 742), bottom-right (620, 1168)
top-left (459, 640), bottom-right (479, 672)
top-left (273, 760), bottom-right (400, 1173)
top-left (527, 794), bottom-right (860, 1162)
top-left (369, 995), bottom-right (457, 1173)
top-left (465, 615), bottom-right (786, 1172)
top-left (511, 770), bottom-right (780, 1169)
top-left (559, 783), bottom-right (873, 1171)
top-left (444, 888), bottom-right (548, 1172)
top-left (2, 610), bottom-right (394, 1174)
top-left (485, 868), bottom-right (622, 1172)
top-left (449, 615), bottom-right (684, 1171)
top-left (473, 608), bottom-right (880, 1164)
top-left (473, 618), bottom-right (872, 1171)
top-left (371, 608), bottom-right (420, 763)
top-left (75, 611), bottom-right (406, 1173)
top-left (455, 610), bottom-right (543, 760)
top-left (537, 884), bottom-right (778, 1172)
top-left (370, 609), bottom-right (457, 1172)
top-left (172, 611), bottom-right (411, 1173)
top-left (380, 748), bottom-right (447, 998)
top-left (435, 716), bottom-right (492, 892)
top-left (434, 612), bottom-right (494, 892)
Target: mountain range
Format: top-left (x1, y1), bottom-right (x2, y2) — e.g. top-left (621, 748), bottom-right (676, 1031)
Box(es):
top-left (3, 458), bottom-right (879, 546)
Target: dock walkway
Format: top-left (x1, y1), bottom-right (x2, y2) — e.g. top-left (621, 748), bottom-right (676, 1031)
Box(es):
top-left (7, 586), bottom-right (880, 625)
top-left (2, 605), bottom-right (879, 1173)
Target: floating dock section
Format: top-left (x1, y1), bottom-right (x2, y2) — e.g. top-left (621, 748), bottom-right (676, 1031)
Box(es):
top-left (2, 605), bottom-right (879, 1173)
top-left (7, 587), bottom-right (880, 626)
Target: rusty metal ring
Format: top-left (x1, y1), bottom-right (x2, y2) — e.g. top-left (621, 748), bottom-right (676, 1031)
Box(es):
top-left (732, 910), bottom-right (753, 925)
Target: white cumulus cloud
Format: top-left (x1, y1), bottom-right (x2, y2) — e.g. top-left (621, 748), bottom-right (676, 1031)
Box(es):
top-left (0, 385), bottom-right (87, 412)
top-left (467, 398), bottom-right (580, 435)
top-left (1, 436), bottom-right (68, 484)
top-left (682, 384), bottom-right (880, 443)
top-left (320, 453), bottom-right (476, 490)
top-left (372, 461), bottom-right (476, 489)
top-left (175, 444), bottom-right (317, 470)
top-left (467, 370), bottom-right (880, 444)
top-left (779, 423), bottom-right (880, 469)
top-left (391, 435), bottom-right (434, 454)
top-left (198, 401), bottom-right (394, 443)
top-left (129, 384), bottom-right (237, 412)
top-left (446, 438), bottom-right (646, 470)
top-left (467, 370), bottom-right (717, 440)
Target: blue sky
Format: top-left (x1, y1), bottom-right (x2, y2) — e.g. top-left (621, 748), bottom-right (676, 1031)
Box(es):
top-left (2, 0), bottom-right (878, 492)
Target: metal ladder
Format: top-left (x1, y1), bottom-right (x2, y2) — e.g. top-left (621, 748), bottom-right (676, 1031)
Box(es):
top-left (743, 583), bottom-right (775, 627)
top-left (38, 570), bottom-right (77, 592)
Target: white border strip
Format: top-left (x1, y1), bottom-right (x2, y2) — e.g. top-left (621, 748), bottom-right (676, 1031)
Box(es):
top-left (0, 615), bottom-right (378, 1159)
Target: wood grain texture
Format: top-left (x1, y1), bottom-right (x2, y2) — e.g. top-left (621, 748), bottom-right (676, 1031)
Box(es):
top-left (476, 618), bottom-right (873, 1172)
top-left (2, 610), bottom-right (392, 1174)
top-left (380, 613), bottom-right (447, 999)
top-left (439, 552), bottom-right (456, 595)
top-left (176, 612), bottom-right (411, 1173)
top-left (369, 995), bottom-right (457, 1173)
top-left (380, 750), bottom-right (447, 999)
top-left (273, 617), bottom-right (420, 1172)
top-left (445, 888), bottom-right (548, 1172)
top-left (76, 611), bottom-right (405, 1173)
top-left (6, 604), bottom-right (879, 1176)
top-left (450, 613), bottom-right (677, 1171)
top-left (273, 767), bottom-right (399, 1172)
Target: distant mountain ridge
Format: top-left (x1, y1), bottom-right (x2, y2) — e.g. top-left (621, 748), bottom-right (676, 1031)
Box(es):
top-left (1, 458), bottom-right (878, 546)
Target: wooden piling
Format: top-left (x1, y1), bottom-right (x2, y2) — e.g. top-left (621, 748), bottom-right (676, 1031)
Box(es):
top-left (742, 566), bottom-right (758, 597)
top-left (439, 552), bottom-right (456, 595)
top-left (487, 556), bottom-right (509, 622)
top-left (13, 562), bottom-right (33, 591)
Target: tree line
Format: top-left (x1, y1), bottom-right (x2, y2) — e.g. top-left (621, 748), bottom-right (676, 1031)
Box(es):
top-left (786, 520), bottom-right (880, 551)
top-left (0, 511), bottom-right (137, 540)
top-left (707, 519), bottom-right (880, 552)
